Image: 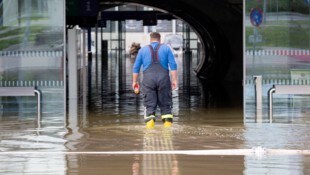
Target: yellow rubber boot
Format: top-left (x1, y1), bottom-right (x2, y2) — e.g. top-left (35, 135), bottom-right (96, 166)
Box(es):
top-left (146, 119), bottom-right (155, 129)
top-left (163, 121), bottom-right (172, 128)
top-left (162, 114), bottom-right (173, 128)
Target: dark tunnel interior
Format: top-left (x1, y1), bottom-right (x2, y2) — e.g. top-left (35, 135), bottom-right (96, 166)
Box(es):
top-left (66, 0), bottom-right (244, 110)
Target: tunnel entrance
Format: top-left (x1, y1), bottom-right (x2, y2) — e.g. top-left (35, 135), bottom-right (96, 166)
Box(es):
top-left (66, 1), bottom-right (243, 123)
top-left (68, 4), bottom-right (207, 122)
top-left (0, 0), bottom-right (243, 122)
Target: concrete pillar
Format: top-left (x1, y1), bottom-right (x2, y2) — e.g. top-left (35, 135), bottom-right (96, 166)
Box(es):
top-left (68, 28), bottom-right (78, 100)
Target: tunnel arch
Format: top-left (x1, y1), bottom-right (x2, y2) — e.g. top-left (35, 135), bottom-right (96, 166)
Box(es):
top-left (99, 0), bottom-right (243, 84)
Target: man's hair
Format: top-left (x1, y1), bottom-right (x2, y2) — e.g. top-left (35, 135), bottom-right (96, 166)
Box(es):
top-left (150, 32), bottom-right (161, 39)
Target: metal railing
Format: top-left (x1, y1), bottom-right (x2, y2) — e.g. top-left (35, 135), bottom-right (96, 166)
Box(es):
top-left (0, 87), bottom-right (41, 128)
top-left (268, 85), bottom-right (310, 123)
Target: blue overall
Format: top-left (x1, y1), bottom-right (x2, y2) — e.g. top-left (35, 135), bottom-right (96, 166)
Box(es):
top-left (142, 44), bottom-right (172, 121)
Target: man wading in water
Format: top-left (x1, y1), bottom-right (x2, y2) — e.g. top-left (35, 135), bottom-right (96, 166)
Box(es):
top-left (132, 32), bottom-right (178, 128)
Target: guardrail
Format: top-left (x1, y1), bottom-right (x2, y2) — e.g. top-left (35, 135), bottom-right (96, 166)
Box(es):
top-left (0, 80), bottom-right (64, 87)
top-left (268, 85), bottom-right (310, 123)
top-left (0, 87), bottom-right (41, 128)
top-left (0, 50), bottom-right (63, 57)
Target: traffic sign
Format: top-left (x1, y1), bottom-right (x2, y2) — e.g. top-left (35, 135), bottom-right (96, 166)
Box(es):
top-left (250, 7), bottom-right (263, 27)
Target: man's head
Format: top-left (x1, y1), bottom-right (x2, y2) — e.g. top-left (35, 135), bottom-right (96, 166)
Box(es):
top-left (150, 32), bottom-right (161, 42)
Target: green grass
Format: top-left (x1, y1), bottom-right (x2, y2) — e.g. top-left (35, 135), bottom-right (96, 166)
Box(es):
top-left (246, 24), bottom-right (310, 49)
top-left (0, 26), bottom-right (47, 50)
top-left (0, 39), bottom-right (20, 50)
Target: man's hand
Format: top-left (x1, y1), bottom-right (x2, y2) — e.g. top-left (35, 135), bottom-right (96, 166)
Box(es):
top-left (132, 82), bottom-right (138, 90)
top-left (171, 79), bottom-right (178, 90)
top-left (133, 82), bottom-right (140, 94)
top-left (132, 73), bottom-right (140, 93)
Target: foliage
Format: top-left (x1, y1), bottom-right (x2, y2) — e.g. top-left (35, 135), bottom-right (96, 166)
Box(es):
top-left (246, 0), bottom-right (309, 14)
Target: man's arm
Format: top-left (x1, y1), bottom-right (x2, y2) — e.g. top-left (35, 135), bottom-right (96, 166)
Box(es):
top-left (132, 49), bottom-right (143, 90)
top-left (170, 70), bottom-right (178, 90)
top-left (166, 46), bottom-right (178, 90)
top-left (132, 73), bottom-right (139, 90)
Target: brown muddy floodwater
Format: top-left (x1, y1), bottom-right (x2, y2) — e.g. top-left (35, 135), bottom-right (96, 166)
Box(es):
top-left (1, 114), bottom-right (310, 175)
top-left (1, 55), bottom-right (310, 174)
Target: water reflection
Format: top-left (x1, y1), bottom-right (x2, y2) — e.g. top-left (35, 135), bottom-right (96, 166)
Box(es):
top-left (65, 99), bottom-right (85, 151)
top-left (244, 155), bottom-right (310, 175)
top-left (2, 116), bottom-right (310, 174)
top-left (0, 154), bottom-right (66, 175)
top-left (141, 128), bottom-right (179, 175)
top-left (1, 53), bottom-right (310, 174)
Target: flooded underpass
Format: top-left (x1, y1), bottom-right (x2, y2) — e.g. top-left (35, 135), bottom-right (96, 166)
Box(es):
top-left (1, 53), bottom-right (310, 175)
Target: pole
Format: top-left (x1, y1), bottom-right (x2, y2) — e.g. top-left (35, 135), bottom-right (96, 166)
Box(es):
top-left (88, 27), bottom-right (92, 52)
top-left (95, 24), bottom-right (98, 87)
top-left (276, 0), bottom-right (279, 21)
top-left (87, 27), bottom-right (92, 101)
top-left (252, 27), bottom-right (257, 74)
top-left (263, 0), bottom-right (267, 24)
top-left (254, 75), bottom-right (262, 123)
